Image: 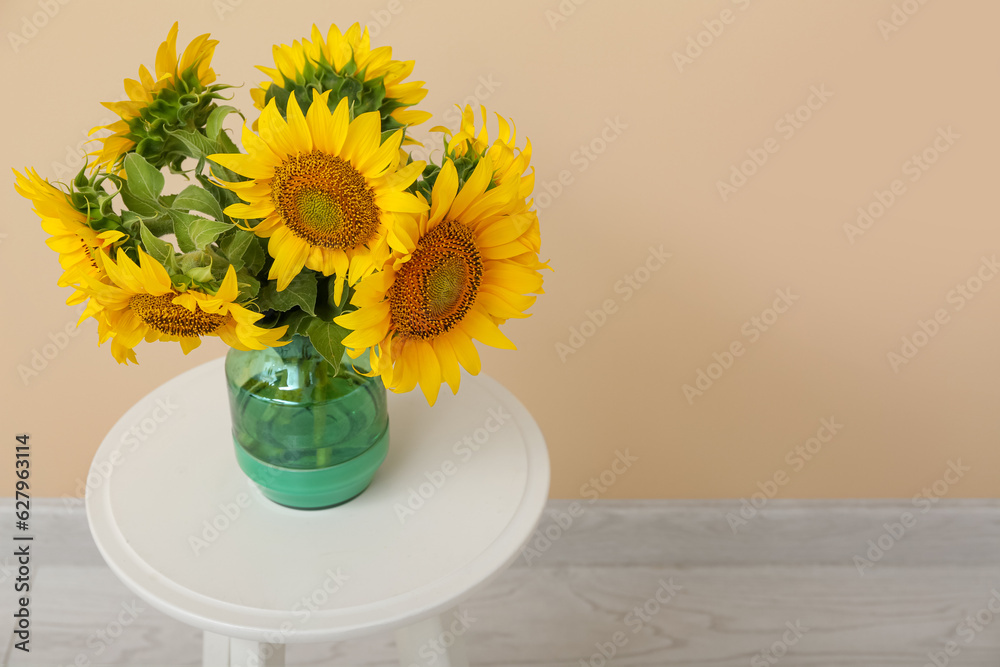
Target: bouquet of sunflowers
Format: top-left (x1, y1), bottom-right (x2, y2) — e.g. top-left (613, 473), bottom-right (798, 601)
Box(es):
top-left (14, 22), bottom-right (546, 405)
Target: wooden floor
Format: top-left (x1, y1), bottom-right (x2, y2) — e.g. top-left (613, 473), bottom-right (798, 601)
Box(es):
top-left (4, 500), bottom-right (1000, 666)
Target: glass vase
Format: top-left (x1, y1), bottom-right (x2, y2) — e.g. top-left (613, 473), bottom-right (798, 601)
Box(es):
top-left (224, 334), bottom-right (389, 509)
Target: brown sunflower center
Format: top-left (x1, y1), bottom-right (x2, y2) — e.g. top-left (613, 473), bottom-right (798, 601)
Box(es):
top-left (389, 220), bottom-right (483, 339)
top-left (128, 294), bottom-right (227, 337)
top-left (270, 150), bottom-right (380, 249)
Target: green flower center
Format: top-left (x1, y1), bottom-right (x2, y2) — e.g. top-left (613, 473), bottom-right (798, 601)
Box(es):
top-left (389, 220), bottom-right (483, 339)
top-left (271, 151), bottom-right (380, 249)
top-left (426, 256), bottom-right (468, 319)
top-left (295, 189), bottom-right (344, 235)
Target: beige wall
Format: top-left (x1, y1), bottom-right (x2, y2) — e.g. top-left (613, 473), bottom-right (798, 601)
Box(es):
top-left (3, 0), bottom-right (999, 500)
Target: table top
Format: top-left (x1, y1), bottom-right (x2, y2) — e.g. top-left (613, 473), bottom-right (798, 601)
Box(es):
top-left (85, 357), bottom-right (549, 643)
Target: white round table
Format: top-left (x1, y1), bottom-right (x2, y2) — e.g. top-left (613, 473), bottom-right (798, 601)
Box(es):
top-left (85, 357), bottom-right (549, 667)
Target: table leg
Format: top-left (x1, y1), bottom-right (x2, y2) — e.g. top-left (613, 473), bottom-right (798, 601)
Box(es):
top-left (229, 638), bottom-right (286, 667)
top-left (395, 606), bottom-right (471, 667)
top-left (203, 633), bottom-right (285, 667)
top-left (203, 631), bottom-right (229, 667)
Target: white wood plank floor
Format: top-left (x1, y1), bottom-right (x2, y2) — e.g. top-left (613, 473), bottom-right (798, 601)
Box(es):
top-left (4, 500), bottom-right (1000, 666)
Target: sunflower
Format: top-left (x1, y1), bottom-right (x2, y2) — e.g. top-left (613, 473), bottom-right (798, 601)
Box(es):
top-left (429, 105), bottom-right (540, 257)
top-left (88, 248), bottom-right (287, 364)
top-left (91, 22), bottom-right (221, 172)
top-left (251, 23), bottom-right (430, 137)
top-left (13, 167), bottom-right (125, 291)
top-left (334, 157), bottom-right (545, 405)
top-left (435, 105), bottom-right (534, 197)
top-left (209, 90), bottom-right (427, 300)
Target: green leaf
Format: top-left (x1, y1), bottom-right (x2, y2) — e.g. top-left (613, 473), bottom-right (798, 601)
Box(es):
top-left (218, 228), bottom-right (256, 270)
top-left (257, 271), bottom-right (317, 316)
top-left (139, 222), bottom-right (175, 265)
top-left (123, 154), bottom-right (164, 201)
top-left (277, 309), bottom-right (314, 340)
top-left (170, 210), bottom-right (233, 252)
top-left (173, 129), bottom-right (220, 160)
top-left (243, 236), bottom-right (266, 274)
top-left (173, 185), bottom-right (225, 222)
top-left (206, 105), bottom-right (242, 141)
top-left (217, 130), bottom-right (241, 156)
top-left (235, 269), bottom-right (260, 301)
top-left (306, 318), bottom-right (348, 374)
top-left (119, 187), bottom-right (159, 218)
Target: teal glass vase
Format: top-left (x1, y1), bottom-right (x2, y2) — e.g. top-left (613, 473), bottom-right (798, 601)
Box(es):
top-left (224, 334), bottom-right (389, 509)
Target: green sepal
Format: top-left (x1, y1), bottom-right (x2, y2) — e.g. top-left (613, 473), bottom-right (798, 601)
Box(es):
top-left (206, 105), bottom-right (243, 141)
top-left (176, 250), bottom-right (216, 284)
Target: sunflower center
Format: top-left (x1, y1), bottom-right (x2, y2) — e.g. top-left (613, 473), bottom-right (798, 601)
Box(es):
top-left (271, 151), bottom-right (380, 249)
top-left (128, 294), bottom-right (227, 337)
top-left (389, 220), bottom-right (483, 339)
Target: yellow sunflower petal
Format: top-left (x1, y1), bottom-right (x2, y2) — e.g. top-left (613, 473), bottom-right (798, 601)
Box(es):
top-left (433, 336), bottom-right (462, 394)
top-left (414, 340), bottom-right (442, 405)
top-left (460, 307), bottom-right (516, 350)
top-left (429, 160), bottom-right (459, 224)
top-left (284, 95), bottom-right (313, 152)
top-left (449, 333), bottom-right (481, 375)
top-left (341, 111), bottom-right (381, 164)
